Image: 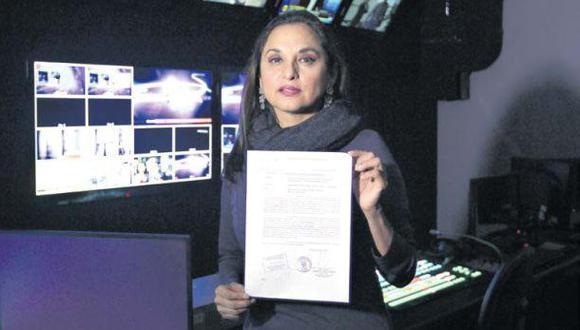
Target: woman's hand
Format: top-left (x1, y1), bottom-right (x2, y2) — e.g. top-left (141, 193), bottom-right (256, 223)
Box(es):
top-left (348, 150), bottom-right (387, 213)
top-left (214, 282), bottom-right (255, 320)
top-left (349, 150), bottom-right (393, 255)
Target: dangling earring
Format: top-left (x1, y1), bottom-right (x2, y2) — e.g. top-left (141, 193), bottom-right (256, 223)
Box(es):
top-left (259, 93), bottom-right (266, 111)
top-left (323, 87), bottom-right (334, 108)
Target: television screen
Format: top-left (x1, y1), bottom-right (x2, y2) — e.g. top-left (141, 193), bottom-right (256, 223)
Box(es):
top-left (340, 0), bottom-right (402, 32)
top-left (277, 0), bottom-right (344, 24)
top-left (221, 70), bottom-right (245, 171)
top-left (203, 0), bottom-right (268, 8)
top-left (468, 174), bottom-right (520, 236)
top-left (221, 71), bottom-right (245, 125)
top-left (133, 67), bottom-right (212, 125)
top-left (511, 158), bottom-right (574, 227)
top-left (34, 61), bottom-right (213, 197)
top-left (0, 230), bottom-right (192, 330)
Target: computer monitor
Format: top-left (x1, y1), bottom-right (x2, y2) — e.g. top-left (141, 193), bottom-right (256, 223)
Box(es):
top-left (511, 157), bottom-right (573, 227)
top-left (34, 61), bottom-right (213, 201)
top-left (468, 174), bottom-right (520, 237)
top-left (340, 0), bottom-right (403, 32)
top-left (0, 230), bottom-right (192, 330)
top-left (276, 0), bottom-right (346, 24)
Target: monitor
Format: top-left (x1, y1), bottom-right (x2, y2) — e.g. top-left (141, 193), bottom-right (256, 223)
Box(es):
top-left (203, 0), bottom-right (268, 8)
top-left (468, 174), bottom-right (520, 237)
top-left (34, 62), bottom-right (213, 199)
top-left (340, 0), bottom-right (403, 32)
top-left (277, 0), bottom-right (345, 24)
top-left (0, 230), bottom-right (192, 330)
top-left (511, 157), bottom-right (574, 228)
top-left (220, 70), bottom-right (245, 171)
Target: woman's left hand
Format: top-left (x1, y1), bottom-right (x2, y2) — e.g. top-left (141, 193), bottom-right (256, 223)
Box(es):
top-left (348, 150), bottom-right (387, 212)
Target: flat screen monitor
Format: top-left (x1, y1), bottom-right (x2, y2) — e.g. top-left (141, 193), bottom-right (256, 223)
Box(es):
top-left (468, 174), bottom-right (520, 237)
top-left (277, 0), bottom-right (344, 24)
top-left (0, 230), bottom-right (192, 330)
top-left (203, 0), bottom-right (268, 8)
top-left (221, 70), bottom-right (245, 171)
top-left (511, 157), bottom-right (573, 227)
top-left (340, 0), bottom-right (402, 32)
top-left (34, 61), bottom-right (213, 198)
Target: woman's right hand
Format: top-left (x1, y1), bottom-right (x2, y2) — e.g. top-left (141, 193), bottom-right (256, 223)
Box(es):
top-left (214, 282), bottom-right (255, 320)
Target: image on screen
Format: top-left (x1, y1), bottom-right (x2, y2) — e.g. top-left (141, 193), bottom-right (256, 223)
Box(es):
top-left (89, 99), bottom-right (132, 126)
top-left (278, 0), bottom-right (343, 24)
top-left (222, 126), bottom-right (238, 154)
top-left (88, 65), bottom-right (132, 96)
top-left (221, 71), bottom-right (245, 125)
top-left (34, 61), bottom-right (213, 196)
top-left (36, 126), bottom-right (133, 160)
top-left (36, 98), bottom-right (85, 127)
top-left (35, 62), bottom-right (85, 95)
top-left (132, 155), bottom-right (174, 184)
top-left (176, 127), bottom-right (211, 152)
top-left (341, 0), bottom-right (402, 32)
top-left (221, 70), bottom-right (245, 171)
top-left (203, 0), bottom-right (267, 8)
top-left (175, 153), bottom-right (211, 180)
top-left (133, 68), bottom-right (212, 125)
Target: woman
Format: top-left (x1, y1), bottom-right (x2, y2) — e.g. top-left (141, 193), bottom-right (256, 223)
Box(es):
top-left (215, 10), bottom-right (417, 329)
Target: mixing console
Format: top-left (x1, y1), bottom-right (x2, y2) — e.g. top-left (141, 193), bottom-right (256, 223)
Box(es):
top-left (378, 257), bottom-right (487, 309)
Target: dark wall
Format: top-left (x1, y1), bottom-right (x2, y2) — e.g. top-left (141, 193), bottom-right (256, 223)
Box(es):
top-left (0, 0), bottom-right (437, 277)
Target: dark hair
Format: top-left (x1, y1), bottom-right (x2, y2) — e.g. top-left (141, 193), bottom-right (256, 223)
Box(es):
top-left (224, 11), bottom-right (349, 181)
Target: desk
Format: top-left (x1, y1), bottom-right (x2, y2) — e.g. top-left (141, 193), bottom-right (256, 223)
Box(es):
top-left (390, 234), bottom-right (580, 330)
top-left (193, 245), bottom-right (579, 330)
top-left (390, 281), bottom-right (488, 330)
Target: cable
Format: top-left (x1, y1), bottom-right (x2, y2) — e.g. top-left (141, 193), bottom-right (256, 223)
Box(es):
top-left (429, 229), bottom-right (505, 264)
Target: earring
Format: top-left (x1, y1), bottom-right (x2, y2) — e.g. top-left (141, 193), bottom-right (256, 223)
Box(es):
top-left (323, 87), bottom-right (334, 108)
top-left (259, 93), bottom-right (266, 111)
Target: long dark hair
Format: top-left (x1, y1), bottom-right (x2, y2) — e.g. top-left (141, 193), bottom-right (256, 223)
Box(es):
top-left (224, 10), bottom-right (349, 182)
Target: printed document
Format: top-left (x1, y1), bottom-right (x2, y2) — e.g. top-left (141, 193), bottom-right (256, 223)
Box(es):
top-left (245, 150), bottom-right (352, 303)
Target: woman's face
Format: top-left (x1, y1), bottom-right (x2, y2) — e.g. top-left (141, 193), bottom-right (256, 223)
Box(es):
top-left (259, 23), bottom-right (329, 124)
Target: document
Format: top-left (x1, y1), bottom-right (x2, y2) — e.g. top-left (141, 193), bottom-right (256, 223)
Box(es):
top-left (245, 150), bottom-right (352, 303)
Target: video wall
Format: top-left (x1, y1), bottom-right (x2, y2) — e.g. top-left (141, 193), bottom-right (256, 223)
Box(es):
top-left (34, 62), bottom-right (214, 196)
top-left (204, 0), bottom-right (404, 32)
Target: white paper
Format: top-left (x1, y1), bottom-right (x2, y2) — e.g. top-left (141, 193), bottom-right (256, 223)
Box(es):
top-left (245, 150), bottom-right (352, 303)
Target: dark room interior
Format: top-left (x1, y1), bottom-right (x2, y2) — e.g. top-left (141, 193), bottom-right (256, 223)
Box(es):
top-left (0, 1), bottom-right (578, 329)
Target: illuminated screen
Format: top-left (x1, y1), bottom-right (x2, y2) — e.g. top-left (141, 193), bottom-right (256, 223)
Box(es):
top-left (278, 0), bottom-right (343, 24)
top-left (203, 0), bottom-right (267, 8)
top-left (0, 230), bottom-right (191, 330)
top-left (341, 0), bottom-right (402, 32)
top-left (221, 71), bottom-right (245, 170)
top-left (34, 61), bottom-right (212, 196)
top-left (221, 71), bottom-right (244, 125)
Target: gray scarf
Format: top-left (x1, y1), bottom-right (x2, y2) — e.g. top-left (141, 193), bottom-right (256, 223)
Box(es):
top-left (247, 100), bottom-right (363, 152)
